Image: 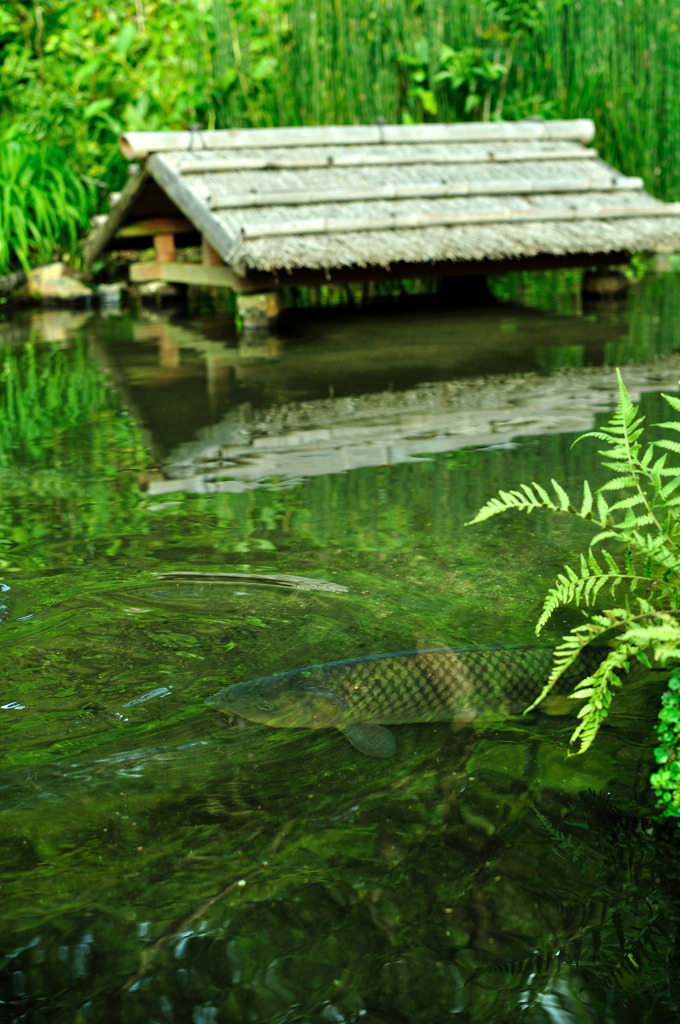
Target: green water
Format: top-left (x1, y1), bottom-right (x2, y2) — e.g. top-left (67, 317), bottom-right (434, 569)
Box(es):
top-left (1, 276), bottom-right (680, 1023)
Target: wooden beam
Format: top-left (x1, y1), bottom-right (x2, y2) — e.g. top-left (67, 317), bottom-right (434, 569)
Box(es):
top-left (129, 260), bottom-right (250, 290)
top-left (129, 251), bottom-right (630, 291)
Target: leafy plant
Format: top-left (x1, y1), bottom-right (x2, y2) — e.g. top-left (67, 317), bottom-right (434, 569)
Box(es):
top-left (468, 370), bottom-right (680, 820)
top-left (397, 38), bottom-right (440, 121)
top-left (0, 129), bottom-right (98, 274)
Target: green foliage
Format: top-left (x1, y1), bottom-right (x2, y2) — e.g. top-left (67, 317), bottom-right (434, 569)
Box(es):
top-left (0, 0), bottom-right (216, 274)
top-left (4, 0), bottom-right (680, 274)
top-left (650, 669), bottom-right (680, 816)
top-left (468, 370), bottom-right (680, 820)
top-left (0, 131), bottom-right (98, 274)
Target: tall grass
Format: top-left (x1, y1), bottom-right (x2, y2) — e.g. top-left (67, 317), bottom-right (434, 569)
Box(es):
top-left (0, 131), bottom-right (97, 275)
top-left (211, 0), bottom-right (680, 202)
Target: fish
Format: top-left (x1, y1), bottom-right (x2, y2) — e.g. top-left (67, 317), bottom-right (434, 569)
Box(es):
top-left (205, 645), bottom-right (610, 757)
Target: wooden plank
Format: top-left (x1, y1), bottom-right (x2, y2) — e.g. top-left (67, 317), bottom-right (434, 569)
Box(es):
top-left (210, 176), bottom-right (644, 211)
top-left (117, 217), bottom-right (193, 238)
top-left (129, 262), bottom-right (163, 283)
top-left (130, 260), bottom-right (253, 290)
top-left (177, 147), bottom-right (600, 174)
top-left (120, 120), bottom-right (596, 159)
top-left (240, 202), bottom-right (680, 240)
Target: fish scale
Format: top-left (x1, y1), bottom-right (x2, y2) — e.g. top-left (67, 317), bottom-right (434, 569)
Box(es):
top-left (206, 644), bottom-right (611, 757)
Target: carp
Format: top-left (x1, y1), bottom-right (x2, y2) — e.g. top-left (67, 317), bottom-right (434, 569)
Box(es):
top-left (205, 645), bottom-right (609, 757)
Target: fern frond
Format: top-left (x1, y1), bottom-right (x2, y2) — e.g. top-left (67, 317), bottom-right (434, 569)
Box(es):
top-left (569, 650), bottom-right (630, 753)
top-left (652, 438), bottom-right (680, 456)
top-left (580, 479), bottom-right (594, 518)
top-left (661, 391), bottom-right (680, 413)
top-left (598, 475), bottom-right (640, 492)
top-left (605, 494), bottom-right (646, 514)
top-left (551, 478), bottom-right (572, 511)
top-left (659, 476), bottom-right (680, 500)
top-left (601, 549), bottom-right (620, 573)
top-left (589, 530), bottom-right (618, 547)
top-left (595, 492), bottom-right (610, 525)
top-left (652, 420), bottom-right (680, 433)
top-left (640, 446), bottom-right (657, 470)
top-left (465, 479), bottom-right (577, 525)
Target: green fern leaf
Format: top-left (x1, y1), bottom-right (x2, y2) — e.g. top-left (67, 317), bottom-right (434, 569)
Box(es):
top-left (551, 478), bottom-right (572, 511)
top-left (601, 549), bottom-right (620, 573)
top-left (652, 438), bottom-right (680, 455)
top-left (661, 391), bottom-right (680, 413)
top-left (531, 481), bottom-right (552, 505)
top-left (596, 492), bottom-right (610, 524)
top-left (649, 452), bottom-right (667, 477)
top-left (605, 494), bottom-right (646, 514)
top-left (598, 475), bottom-right (640, 492)
top-left (624, 511), bottom-right (656, 527)
top-left (589, 529), bottom-right (618, 547)
top-left (587, 549), bottom-right (601, 574)
top-left (640, 445), bottom-right (657, 470)
top-left (580, 479), bottom-right (594, 518)
top-left (660, 477), bottom-right (680, 500)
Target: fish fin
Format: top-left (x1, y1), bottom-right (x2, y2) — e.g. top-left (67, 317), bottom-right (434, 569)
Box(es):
top-left (339, 723), bottom-right (396, 758)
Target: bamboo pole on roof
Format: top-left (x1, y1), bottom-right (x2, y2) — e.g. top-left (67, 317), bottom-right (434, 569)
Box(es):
top-left (176, 147), bottom-right (600, 174)
top-left (209, 176), bottom-right (645, 211)
top-left (119, 119), bottom-right (596, 160)
top-left (239, 202), bottom-right (680, 240)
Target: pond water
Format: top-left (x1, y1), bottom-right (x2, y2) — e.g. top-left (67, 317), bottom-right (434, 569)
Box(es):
top-left (1, 272), bottom-right (680, 1023)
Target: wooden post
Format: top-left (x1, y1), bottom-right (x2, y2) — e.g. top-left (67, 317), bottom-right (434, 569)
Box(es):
top-left (154, 233), bottom-right (175, 264)
top-left (202, 237), bottom-right (224, 266)
top-left (236, 291), bottom-right (285, 331)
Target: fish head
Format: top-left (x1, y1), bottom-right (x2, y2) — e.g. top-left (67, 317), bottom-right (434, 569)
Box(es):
top-left (205, 672), bottom-right (346, 730)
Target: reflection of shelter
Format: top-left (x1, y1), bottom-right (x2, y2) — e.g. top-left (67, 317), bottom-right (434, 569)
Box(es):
top-left (85, 121), bottom-right (680, 330)
top-left (141, 359), bottom-right (680, 497)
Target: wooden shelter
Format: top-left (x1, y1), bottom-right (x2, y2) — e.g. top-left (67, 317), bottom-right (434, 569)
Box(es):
top-left (85, 120), bottom-right (680, 326)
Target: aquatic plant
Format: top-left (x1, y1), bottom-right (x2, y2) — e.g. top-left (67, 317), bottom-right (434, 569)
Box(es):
top-left (468, 371), bottom-right (680, 820)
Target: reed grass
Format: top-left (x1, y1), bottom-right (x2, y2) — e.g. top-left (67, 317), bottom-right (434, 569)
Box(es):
top-left (210, 0), bottom-right (680, 202)
top-left (0, 130), bottom-right (97, 276)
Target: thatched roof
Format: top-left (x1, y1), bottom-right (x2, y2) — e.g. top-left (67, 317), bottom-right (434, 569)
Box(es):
top-left (85, 121), bottom-right (680, 281)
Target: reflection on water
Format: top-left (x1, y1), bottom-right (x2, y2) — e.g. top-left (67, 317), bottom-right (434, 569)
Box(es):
top-left (1, 272), bottom-right (679, 1022)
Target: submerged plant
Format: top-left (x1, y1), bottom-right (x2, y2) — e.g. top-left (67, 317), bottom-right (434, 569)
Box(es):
top-left (468, 370), bottom-right (680, 820)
